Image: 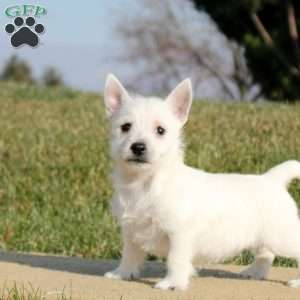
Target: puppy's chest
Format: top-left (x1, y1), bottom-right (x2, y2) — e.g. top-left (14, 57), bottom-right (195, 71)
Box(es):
top-left (114, 188), bottom-right (169, 256)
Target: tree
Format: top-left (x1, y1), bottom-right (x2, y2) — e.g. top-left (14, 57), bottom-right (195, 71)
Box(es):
top-left (0, 55), bottom-right (34, 84)
top-left (113, 0), bottom-right (260, 101)
top-left (42, 67), bottom-right (64, 87)
top-left (192, 0), bottom-right (300, 100)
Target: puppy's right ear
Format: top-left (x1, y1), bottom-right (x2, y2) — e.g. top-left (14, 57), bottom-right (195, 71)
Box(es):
top-left (104, 74), bottom-right (131, 117)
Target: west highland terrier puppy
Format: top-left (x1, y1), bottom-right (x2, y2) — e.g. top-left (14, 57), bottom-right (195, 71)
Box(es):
top-left (103, 73), bottom-right (300, 290)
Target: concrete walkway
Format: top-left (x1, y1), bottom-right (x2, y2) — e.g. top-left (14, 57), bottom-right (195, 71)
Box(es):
top-left (0, 251), bottom-right (300, 299)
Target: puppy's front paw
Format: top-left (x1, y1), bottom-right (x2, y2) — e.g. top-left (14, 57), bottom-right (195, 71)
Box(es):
top-left (104, 270), bottom-right (122, 280)
top-left (154, 278), bottom-right (188, 290)
top-left (104, 268), bottom-right (140, 280)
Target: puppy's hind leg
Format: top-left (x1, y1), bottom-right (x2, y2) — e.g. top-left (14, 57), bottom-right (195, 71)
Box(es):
top-left (287, 238), bottom-right (300, 288)
top-left (240, 248), bottom-right (274, 280)
top-left (274, 225), bottom-right (300, 288)
top-left (288, 257), bottom-right (300, 288)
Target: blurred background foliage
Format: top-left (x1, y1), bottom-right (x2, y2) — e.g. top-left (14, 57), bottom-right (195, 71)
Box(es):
top-left (1, 1), bottom-right (300, 101)
top-left (0, 55), bottom-right (64, 88)
top-left (193, 0), bottom-right (300, 100)
top-left (1, 55), bottom-right (34, 84)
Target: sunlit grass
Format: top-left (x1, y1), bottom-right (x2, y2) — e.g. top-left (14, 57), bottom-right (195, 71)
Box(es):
top-left (0, 282), bottom-right (70, 300)
top-left (0, 81), bottom-right (300, 266)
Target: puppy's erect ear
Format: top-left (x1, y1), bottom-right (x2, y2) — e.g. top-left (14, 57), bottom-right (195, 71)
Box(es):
top-left (166, 78), bottom-right (193, 125)
top-left (104, 74), bottom-right (131, 117)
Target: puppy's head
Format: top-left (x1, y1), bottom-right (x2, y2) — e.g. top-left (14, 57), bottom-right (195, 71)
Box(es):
top-left (104, 74), bottom-right (193, 172)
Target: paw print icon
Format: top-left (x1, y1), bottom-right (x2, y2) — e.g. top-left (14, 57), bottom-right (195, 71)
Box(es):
top-left (5, 16), bottom-right (45, 47)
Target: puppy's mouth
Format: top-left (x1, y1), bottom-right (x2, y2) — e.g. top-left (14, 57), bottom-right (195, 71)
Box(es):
top-left (127, 157), bottom-right (149, 164)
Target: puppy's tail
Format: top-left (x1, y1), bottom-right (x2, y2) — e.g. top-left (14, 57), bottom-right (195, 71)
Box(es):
top-left (266, 160), bottom-right (300, 188)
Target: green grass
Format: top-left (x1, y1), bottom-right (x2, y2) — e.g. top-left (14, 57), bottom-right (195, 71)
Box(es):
top-left (0, 282), bottom-right (70, 300)
top-left (0, 81), bottom-right (300, 266)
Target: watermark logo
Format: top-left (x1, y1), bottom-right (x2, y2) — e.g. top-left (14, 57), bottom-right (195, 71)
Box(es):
top-left (4, 5), bottom-right (47, 48)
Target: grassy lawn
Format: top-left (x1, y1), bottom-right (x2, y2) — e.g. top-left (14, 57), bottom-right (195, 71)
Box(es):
top-left (0, 81), bottom-right (300, 266)
top-left (0, 282), bottom-right (70, 300)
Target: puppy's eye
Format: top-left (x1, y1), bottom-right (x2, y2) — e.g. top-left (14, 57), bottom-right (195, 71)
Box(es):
top-left (156, 126), bottom-right (165, 135)
top-left (121, 123), bottom-right (131, 132)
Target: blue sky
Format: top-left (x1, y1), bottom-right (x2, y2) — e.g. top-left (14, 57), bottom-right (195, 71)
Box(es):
top-left (0, 0), bottom-right (131, 91)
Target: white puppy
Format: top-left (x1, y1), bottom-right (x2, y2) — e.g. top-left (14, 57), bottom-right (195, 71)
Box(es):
top-left (103, 73), bottom-right (300, 290)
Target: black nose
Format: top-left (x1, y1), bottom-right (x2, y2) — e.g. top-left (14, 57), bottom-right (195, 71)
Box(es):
top-left (131, 142), bottom-right (146, 156)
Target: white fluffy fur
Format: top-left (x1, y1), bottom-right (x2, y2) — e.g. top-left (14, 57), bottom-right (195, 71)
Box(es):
top-left (103, 74), bottom-right (300, 290)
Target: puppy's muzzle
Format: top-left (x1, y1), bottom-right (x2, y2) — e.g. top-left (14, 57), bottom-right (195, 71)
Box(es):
top-left (128, 142), bottom-right (149, 164)
top-left (130, 142), bottom-right (146, 157)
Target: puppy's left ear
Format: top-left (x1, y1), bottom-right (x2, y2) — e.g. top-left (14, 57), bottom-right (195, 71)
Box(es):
top-left (166, 78), bottom-right (193, 125)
